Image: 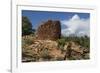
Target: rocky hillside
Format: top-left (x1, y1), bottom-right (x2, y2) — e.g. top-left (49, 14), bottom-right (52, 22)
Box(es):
top-left (22, 20), bottom-right (89, 62)
top-left (22, 35), bottom-right (89, 62)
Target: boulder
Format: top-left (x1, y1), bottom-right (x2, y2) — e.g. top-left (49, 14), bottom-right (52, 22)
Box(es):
top-left (36, 20), bottom-right (61, 40)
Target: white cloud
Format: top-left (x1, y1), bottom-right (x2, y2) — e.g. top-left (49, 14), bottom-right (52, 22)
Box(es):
top-left (61, 14), bottom-right (90, 37)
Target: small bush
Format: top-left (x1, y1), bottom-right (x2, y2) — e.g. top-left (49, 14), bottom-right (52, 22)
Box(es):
top-left (22, 35), bottom-right (34, 49)
top-left (57, 38), bottom-right (66, 48)
top-left (23, 38), bottom-right (33, 45)
top-left (40, 48), bottom-right (52, 60)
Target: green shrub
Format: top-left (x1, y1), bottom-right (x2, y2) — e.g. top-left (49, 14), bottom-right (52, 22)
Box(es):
top-left (40, 48), bottom-right (52, 60)
top-left (61, 35), bottom-right (90, 49)
top-left (22, 36), bottom-right (34, 49)
top-left (24, 38), bottom-right (33, 45)
top-left (57, 38), bottom-right (66, 49)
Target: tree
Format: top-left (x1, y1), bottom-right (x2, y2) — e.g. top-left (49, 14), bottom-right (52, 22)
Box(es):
top-left (22, 16), bottom-right (32, 35)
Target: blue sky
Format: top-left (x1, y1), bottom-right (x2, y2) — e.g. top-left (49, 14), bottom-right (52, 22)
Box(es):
top-left (22, 10), bottom-right (90, 36)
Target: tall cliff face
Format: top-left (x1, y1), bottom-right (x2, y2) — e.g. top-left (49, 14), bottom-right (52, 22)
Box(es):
top-left (36, 20), bottom-right (61, 40)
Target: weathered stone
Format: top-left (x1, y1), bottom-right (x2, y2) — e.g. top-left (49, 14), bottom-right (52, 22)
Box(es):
top-left (36, 20), bottom-right (61, 40)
